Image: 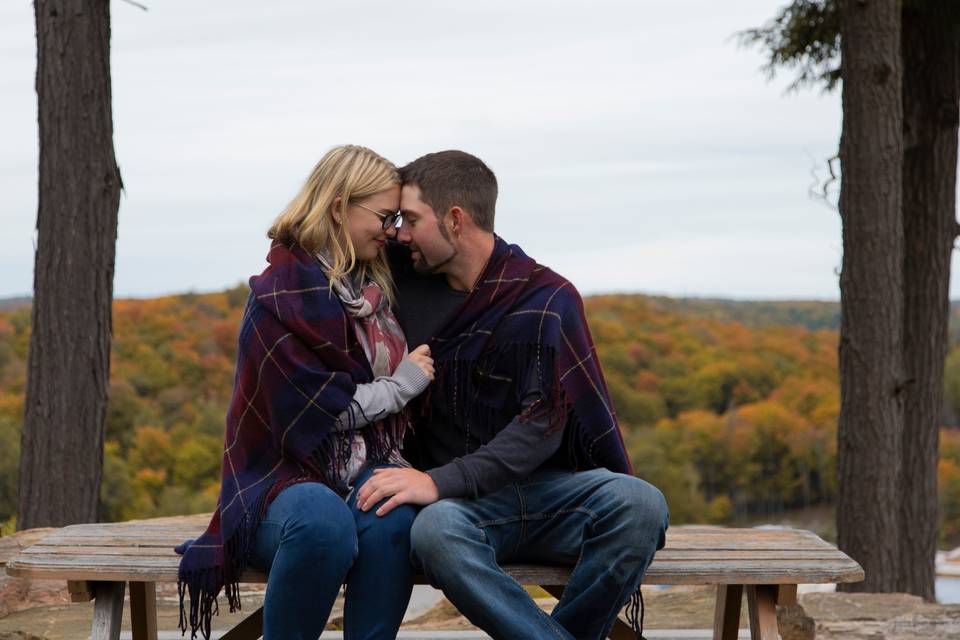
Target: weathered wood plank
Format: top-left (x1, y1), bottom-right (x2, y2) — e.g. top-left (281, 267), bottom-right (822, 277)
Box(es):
top-left (6, 522), bottom-right (864, 588)
top-left (9, 553), bottom-right (861, 573)
top-left (19, 545), bottom-right (854, 563)
top-left (8, 558), bottom-right (862, 586)
top-left (91, 581), bottom-right (125, 640)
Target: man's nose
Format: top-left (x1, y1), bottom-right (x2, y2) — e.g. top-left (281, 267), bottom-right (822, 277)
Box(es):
top-left (396, 224), bottom-right (410, 243)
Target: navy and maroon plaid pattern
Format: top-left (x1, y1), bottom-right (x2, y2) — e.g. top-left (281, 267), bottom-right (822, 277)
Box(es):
top-left (419, 236), bottom-right (633, 476)
top-left (177, 241), bottom-right (402, 639)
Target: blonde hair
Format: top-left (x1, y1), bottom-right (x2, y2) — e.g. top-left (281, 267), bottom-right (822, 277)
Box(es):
top-left (268, 145), bottom-right (399, 303)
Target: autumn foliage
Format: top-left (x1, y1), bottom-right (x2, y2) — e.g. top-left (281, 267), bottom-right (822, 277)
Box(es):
top-left (1, 289), bottom-right (959, 543)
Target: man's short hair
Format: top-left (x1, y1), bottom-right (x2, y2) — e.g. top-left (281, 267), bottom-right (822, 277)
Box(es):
top-left (400, 150), bottom-right (498, 232)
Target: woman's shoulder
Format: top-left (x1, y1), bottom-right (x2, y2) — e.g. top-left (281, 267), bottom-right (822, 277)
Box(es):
top-left (247, 241), bottom-right (342, 323)
top-left (250, 242), bottom-right (329, 295)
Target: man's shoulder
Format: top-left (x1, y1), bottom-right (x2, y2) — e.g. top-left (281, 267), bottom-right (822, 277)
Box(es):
top-left (499, 239), bottom-right (582, 305)
top-left (523, 261), bottom-right (585, 313)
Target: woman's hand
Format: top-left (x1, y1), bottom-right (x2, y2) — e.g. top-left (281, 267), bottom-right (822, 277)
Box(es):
top-left (406, 344), bottom-right (435, 382)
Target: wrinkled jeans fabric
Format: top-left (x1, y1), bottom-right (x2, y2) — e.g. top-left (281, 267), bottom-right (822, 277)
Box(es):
top-left (410, 468), bottom-right (669, 640)
top-left (250, 465), bottom-right (416, 640)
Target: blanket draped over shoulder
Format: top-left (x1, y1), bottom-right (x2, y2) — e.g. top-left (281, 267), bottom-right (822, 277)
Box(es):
top-left (414, 236), bottom-right (643, 635)
top-left (419, 235), bottom-right (633, 479)
top-left (177, 241), bottom-right (403, 639)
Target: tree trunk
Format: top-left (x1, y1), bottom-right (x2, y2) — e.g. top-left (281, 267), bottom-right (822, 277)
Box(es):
top-left (18, 0), bottom-right (121, 529)
top-left (836, 0), bottom-right (904, 593)
top-left (898, 0), bottom-right (960, 600)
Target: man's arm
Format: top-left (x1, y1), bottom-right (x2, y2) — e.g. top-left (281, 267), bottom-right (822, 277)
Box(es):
top-left (426, 393), bottom-right (562, 499)
top-left (357, 367), bottom-right (563, 514)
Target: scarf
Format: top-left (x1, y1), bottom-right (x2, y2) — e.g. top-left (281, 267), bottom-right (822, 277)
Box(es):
top-left (320, 254), bottom-right (409, 482)
top-left (177, 241), bottom-right (405, 639)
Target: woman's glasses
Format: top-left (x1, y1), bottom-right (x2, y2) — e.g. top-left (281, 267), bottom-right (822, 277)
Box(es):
top-left (353, 202), bottom-right (402, 230)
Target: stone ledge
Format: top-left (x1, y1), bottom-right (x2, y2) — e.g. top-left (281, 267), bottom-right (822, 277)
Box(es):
top-left (779, 592), bottom-right (960, 639)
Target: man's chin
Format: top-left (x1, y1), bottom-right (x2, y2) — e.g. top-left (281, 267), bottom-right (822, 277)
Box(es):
top-left (412, 259), bottom-right (433, 274)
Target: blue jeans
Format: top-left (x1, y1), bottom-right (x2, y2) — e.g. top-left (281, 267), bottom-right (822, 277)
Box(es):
top-left (410, 468), bottom-right (668, 640)
top-left (249, 465), bottom-right (417, 640)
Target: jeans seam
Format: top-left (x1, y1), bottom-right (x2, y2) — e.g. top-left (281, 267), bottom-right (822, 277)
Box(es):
top-left (513, 484), bottom-right (526, 557)
top-left (474, 507), bottom-right (597, 529)
top-left (553, 511), bottom-right (598, 615)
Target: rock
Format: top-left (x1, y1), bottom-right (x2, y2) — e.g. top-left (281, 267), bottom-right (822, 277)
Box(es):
top-left (0, 632), bottom-right (45, 640)
top-left (777, 603), bottom-right (815, 640)
top-left (778, 592), bottom-right (960, 640)
top-left (0, 528), bottom-right (69, 620)
top-left (0, 529), bottom-right (58, 567)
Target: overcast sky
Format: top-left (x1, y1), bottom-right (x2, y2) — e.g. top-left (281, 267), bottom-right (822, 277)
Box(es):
top-left (2, 0), bottom-right (933, 301)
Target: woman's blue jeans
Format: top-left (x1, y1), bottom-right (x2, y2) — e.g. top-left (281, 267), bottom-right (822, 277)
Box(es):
top-left (249, 465), bottom-right (417, 640)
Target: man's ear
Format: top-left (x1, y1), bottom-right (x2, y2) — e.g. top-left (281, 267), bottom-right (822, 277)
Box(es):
top-left (448, 206), bottom-right (465, 234)
top-left (331, 197), bottom-right (343, 225)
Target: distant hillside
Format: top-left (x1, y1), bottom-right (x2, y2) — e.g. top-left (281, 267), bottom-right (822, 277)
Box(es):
top-left (0, 296), bottom-right (31, 312)
top-left (634, 296), bottom-right (840, 331)
top-left (2, 286), bottom-right (960, 540)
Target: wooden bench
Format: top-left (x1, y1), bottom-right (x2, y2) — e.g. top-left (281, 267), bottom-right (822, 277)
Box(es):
top-left (5, 514), bottom-right (863, 640)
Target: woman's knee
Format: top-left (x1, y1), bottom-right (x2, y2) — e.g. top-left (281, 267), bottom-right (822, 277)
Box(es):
top-left (358, 503), bottom-right (417, 550)
top-left (273, 483), bottom-right (358, 564)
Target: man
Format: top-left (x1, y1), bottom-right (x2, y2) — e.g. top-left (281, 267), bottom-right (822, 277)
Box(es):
top-left (355, 150), bottom-right (668, 640)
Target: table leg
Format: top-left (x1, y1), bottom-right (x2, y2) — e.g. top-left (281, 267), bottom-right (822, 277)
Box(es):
top-left (130, 581), bottom-right (158, 640)
top-left (90, 581), bottom-right (125, 640)
top-left (777, 584), bottom-right (798, 607)
top-left (746, 584), bottom-right (780, 639)
top-left (713, 584), bottom-right (743, 640)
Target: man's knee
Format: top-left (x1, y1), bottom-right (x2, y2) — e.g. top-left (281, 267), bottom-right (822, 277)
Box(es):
top-left (603, 475), bottom-right (669, 548)
top-left (410, 500), bottom-right (475, 565)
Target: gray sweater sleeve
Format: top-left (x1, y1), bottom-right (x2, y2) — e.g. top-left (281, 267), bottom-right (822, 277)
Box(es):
top-left (334, 359), bottom-right (430, 430)
top-left (426, 392), bottom-right (563, 499)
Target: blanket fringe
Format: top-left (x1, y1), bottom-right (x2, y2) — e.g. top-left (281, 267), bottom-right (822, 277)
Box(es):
top-left (178, 487), bottom-right (268, 640)
top-left (428, 341), bottom-right (603, 470)
top-left (625, 587), bottom-right (646, 640)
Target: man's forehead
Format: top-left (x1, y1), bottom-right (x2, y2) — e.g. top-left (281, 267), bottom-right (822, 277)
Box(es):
top-left (400, 184), bottom-right (430, 212)
top-left (400, 183), bottom-right (422, 199)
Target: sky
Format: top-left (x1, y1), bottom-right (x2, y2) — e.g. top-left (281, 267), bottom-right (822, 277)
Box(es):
top-left (0, 0), bottom-right (915, 301)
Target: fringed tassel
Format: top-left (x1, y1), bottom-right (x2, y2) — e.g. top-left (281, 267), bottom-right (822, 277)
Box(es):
top-left (178, 488), bottom-right (269, 640)
top-left (625, 587), bottom-right (646, 640)
top-left (179, 564), bottom-right (223, 640)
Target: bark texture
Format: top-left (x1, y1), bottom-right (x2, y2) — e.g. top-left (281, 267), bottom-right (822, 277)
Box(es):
top-left (18, 0), bottom-right (121, 529)
top-left (898, 0), bottom-right (960, 601)
top-left (836, 0), bottom-right (904, 593)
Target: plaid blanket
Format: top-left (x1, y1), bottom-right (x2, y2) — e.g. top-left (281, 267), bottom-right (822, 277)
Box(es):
top-left (177, 241), bottom-right (403, 639)
top-left (418, 236), bottom-right (632, 476)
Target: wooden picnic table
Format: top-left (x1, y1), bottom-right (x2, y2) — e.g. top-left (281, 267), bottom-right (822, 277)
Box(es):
top-left (5, 514), bottom-right (863, 640)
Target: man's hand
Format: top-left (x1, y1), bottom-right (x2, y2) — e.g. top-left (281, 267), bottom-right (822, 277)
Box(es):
top-left (357, 467), bottom-right (440, 516)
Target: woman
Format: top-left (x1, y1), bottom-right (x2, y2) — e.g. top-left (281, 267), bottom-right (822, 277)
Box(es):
top-left (177, 145), bottom-right (433, 640)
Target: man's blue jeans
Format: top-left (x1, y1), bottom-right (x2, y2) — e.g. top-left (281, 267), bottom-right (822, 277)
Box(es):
top-left (410, 468), bottom-right (668, 640)
top-left (249, 465), bottom-right (417, 640)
